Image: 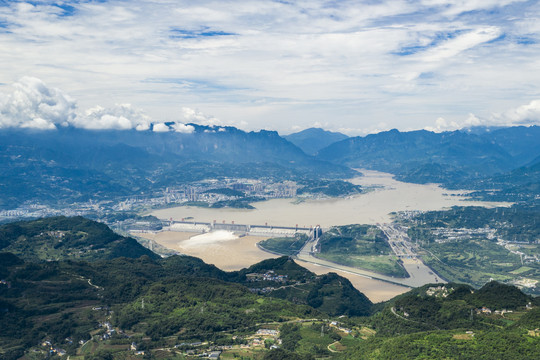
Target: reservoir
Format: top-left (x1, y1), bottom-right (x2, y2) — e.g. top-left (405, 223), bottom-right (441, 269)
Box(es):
top-left (151, 170), bottom-right (509, 227)
top-left (147, 170), bottom-right (511, 302)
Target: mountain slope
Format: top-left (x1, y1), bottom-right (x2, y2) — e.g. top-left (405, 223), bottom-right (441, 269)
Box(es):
top-left (284, 128), bottom-right (348, 155)
top-left (317, 127), bottom-right (540, 188)
top-left (0, 126), bottom-right (356, 208)
top-left (0, 216), bottom-right (160, 261)
top-left (233, 256), bottom-right (373, 316)
top-left (468, 156), bottom-right (540, 202)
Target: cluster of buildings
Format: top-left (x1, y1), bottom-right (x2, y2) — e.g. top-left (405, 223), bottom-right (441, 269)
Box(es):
top-left (477, 307), bottom-right (514, 316)
top-left (0, 178), bottom-right (302, 223)
top-left (498, 240), bottom-right (539, 265)
top-left (115, 179), bottom-right (299, 211)
top-left (246, 270), bottom-right (289, 282)
top-left (40, 340), bottom-right (67, 357)
top-left (0, 202), bottom-right (105, 222)
top-left (425, 285), bottom-right (454, 298)
top-left (431, 227), bottom-right (497, 244)
top-left (329, 321), bottom-right (353, 334)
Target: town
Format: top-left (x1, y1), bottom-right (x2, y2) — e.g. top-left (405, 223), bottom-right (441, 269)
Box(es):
top-left (0, 178), bottom-right (303, 224)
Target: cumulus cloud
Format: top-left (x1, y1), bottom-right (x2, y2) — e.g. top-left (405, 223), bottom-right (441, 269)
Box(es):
top-left (424, 101), bottom-right (540, 133)
top-left (171, 122), bottom-right (195, 133)
top-left (0, 78), bottom-right (204, 133)
top-left (496, 100), bottom-right (540, 125)
top-left (152, 122), bottom-right (195, 133)
top-left (424, 117), bottom-right (461, 132)
top-left (152, 122), bottom-right (170, 132)
top-left (181, 107), bottom-right (222, 126)
top-left (0, 77), bottom-right (76, 129)
top-left (73, 104), bottom-right (151, 131)
top-left (424, 113), bottom-right (492, 132)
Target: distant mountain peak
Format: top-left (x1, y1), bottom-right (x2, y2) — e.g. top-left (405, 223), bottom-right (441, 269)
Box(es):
top-left (284, 127), bottom-right (348, 155)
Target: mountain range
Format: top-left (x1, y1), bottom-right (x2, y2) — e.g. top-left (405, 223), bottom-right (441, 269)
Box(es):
top-left (284, 127), bottom-right (348, 155)
top-left (316, 126), bottom-right (540, 180)
top-left (1, 124), bottom-right (539, 209)
top-left (0, 125), bottom-right (355, 208)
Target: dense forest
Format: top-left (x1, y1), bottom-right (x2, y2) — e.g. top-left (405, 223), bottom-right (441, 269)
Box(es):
top-left (0, 217), bottom-right (538, 359)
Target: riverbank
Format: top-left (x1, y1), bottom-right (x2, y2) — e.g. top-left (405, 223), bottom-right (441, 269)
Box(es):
top-left (151, 170), bottom-right (510, 227)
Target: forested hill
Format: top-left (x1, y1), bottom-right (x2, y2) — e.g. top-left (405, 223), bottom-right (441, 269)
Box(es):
top-left (0, 220), bottom-right (538, 358)
top-left (468, 156), bottom-right (540, 203)
top-left (232, 256), bottom-right (374, 317)
top-left (0, 126), bottom-right (356, 208)
top-left (0, 253), bottom-right (372, 358)
top-left (336, 282), bottom-right (540, 359)
top-left (0, 216), bottom-right (160, 261)
top-left (316, 126), bottom-right (540, 194)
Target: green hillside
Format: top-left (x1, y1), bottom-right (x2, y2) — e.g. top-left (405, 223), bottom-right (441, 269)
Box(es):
top-left (0, 218), bottom-right (538, 360)
top-left (314, 224), bottom-right (408, 277)
top-left (0, 216), bottom-right (160, 261)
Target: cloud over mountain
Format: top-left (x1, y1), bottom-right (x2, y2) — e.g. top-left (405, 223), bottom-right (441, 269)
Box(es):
top-left (74, 104), bottom-right (152, 131)
top-left (0, 77), bottom-right (76, 129)
top-left (0, 77), bottom-right (197, 132)
top-left (498, 100), bottom-right (540, 125)
top-left (1, 1), bottom-right (538, 133)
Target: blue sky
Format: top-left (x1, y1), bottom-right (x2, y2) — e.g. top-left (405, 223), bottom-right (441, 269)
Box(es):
top-left (0, 0), bottom-right (539, 134)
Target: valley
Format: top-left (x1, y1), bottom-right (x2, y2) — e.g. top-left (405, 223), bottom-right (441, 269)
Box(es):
top-left (151, 170), bottom-right (508, 227)
top-left (1, 1), bottom-right (540, 357)
top-left (1, 218), bottom-right (538, 360)
top-left (142, 170), bottom-right (514, 302)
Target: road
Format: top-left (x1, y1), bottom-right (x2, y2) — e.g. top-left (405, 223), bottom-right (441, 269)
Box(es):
top-left (294, 224), bottom-right (445, 288)
top-left (378, 223), bottom-right (416, 257)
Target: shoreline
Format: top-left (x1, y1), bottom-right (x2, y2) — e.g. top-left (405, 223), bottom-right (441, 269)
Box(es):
top-left (140, 170), bottom-right (513, 302)
top-left (149, 170), bottom-right (511, 228)
top-left (135, 230), bottom-right (411, 302)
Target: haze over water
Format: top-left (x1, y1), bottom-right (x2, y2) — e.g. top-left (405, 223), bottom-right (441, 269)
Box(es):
top-left (152, 170), bottom-right (510, 228)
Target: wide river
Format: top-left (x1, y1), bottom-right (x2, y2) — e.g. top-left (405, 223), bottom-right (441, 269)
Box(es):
top-left (152, 169), bottom-right (508, 227)
top-left (147, 170), bottom-right (510, 302)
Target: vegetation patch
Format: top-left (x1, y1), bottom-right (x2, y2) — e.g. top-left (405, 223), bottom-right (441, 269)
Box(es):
top-left (314, 225), bottom-right (408, 277)
top-left (258, 234), bottom-right (308, 256)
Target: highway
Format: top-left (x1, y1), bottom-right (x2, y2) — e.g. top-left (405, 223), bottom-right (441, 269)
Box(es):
top-left (294, 224), bottom-right (445, 288)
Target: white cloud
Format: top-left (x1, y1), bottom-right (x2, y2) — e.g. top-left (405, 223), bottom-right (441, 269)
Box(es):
top-left (421, 0), bottom-right (528, 18)
top-left (495, 100), bottom-right (540, 125)
top-left (20, 117), bottom-right (57, 130)
top-left (419, 27), bottom-right (502, 63)
top-left (0, 1), bottom-right (539, 133)
top-left (0, 76), bottom-right (76, 129)
top-left (424, 117), bottom-right (461, 132)
top-left (338, 122), bottom-right (391, 136)
top-left (152, 121), bottom-right (195, 133)
top-left (172, 122), bottom-right (195, 133)
top-left (181, 107), bottom-right (222, 127)
top-left (152, 122), bottom-right (170, 132)
top-left (74, 104), bottom-right (151, 130)
top-left (425, 102), bottom-right (540, 133)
